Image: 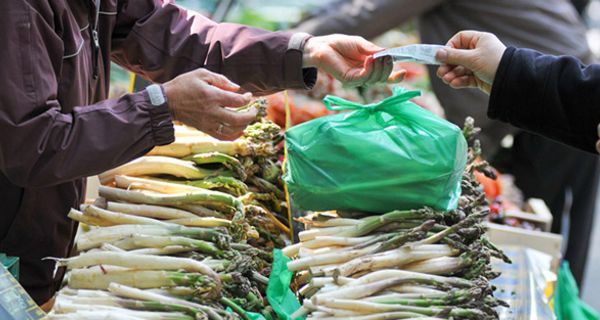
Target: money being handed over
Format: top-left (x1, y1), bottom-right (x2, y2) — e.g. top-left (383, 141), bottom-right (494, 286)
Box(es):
top-left (374, 44), bottom-right (447, 65)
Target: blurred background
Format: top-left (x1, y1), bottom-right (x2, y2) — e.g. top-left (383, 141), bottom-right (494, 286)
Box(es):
top-left (103, 0), bottom-right (600, 310)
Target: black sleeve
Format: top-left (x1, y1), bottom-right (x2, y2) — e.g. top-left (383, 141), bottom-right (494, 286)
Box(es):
top-left (571, 0), bottom-right (590, 15)
top-left (488, 47), bottom-right (600, 154)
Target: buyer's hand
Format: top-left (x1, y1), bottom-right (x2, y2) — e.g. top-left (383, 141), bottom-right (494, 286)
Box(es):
top-left (163, 68), bottom-right (257, 140)
top-left (303, 35), bottom-right (405, 87)
top-left (435, 31), bottom-right (507, 94)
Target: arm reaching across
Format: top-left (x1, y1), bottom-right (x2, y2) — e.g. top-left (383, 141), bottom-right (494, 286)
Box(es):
top-left (435, 30), bottom-right (600, 153)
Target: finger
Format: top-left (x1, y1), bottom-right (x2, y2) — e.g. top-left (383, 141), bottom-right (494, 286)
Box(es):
top-left (436, 47), bottom-right (477, 67)
top-left (221, 125), bottom-right (247, 140)
top-left (336, 57), bottom-right (370, 87)
top-left (436, 65), bottom-right (454, 79)
top-left (596, 140), bottom-right (600, 154)
top-left (208, 129), bottom-right (243, 141)
top-left (212, 106), bottom-right (258, 127)
top-left (449, 75), bottom-right (478, 89)
top-left (354, 36), bottom-right (383, 55)
top-left (388, 69), bottom-right (406, 83)
top-left (441, 67), bottom-right (460, 84)
top-left (597, 123), bottom-right (600, 138)
top-left (211, 89), bottom-right (253, 109)
top-left (365, 57), bottom-right (384, 85)
top-left (319, 51), bottom-right (365, 87)
top-left (380, 56), bottom-right (394, 82)
top-left (444, 65), bottom-right (473, 79)
top-left (199, 69), bottom-right (241, 92)
top-left (443, 69), bottom-right (473, 85)
top-left (206, 121), bottom-right (247, 141)
top-left (446, 30), bottom-right (484, 49)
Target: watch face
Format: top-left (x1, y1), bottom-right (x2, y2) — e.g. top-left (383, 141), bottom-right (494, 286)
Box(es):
top-left (147, 84), bottom-right (166, 106)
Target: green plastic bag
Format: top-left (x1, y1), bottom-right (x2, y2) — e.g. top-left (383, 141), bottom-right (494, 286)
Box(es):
top-left (284, 87), bottom-right (467, 213)
top-left (266, 249), bottom-right (303, 320)
top-left (555, 262), bottom-right (599, 320)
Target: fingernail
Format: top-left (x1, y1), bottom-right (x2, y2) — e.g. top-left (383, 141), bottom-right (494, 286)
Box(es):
top-left (436, 49), bottom-right (448, 62)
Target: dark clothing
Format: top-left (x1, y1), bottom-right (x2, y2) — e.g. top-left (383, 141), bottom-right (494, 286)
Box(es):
top-left (489, 47), bottom-right (600, 154)
top-left (493, 133), bottom-right (599, 286)
top-left (489, 47), bottom-right (600, 285)
top-left (0, 0), bottom-right (314, 304)
top-left (571, 0), bottom-right (590, 15)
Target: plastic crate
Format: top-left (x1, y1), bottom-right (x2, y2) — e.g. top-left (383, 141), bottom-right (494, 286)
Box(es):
top-left (0, 253), bottom-right (19, 280)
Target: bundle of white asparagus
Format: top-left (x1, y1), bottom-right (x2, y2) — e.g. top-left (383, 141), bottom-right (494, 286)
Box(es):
top-left (48, 100), bottom-right (285, 319)
top-left (284, 118), bottom-right (511, 320)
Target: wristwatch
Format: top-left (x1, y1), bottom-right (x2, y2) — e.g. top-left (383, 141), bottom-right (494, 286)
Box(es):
top-left (146, 84), bottom-right (167, 106)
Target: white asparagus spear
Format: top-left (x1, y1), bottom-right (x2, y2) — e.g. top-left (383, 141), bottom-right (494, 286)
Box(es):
top-left (106, 201), bottom-right (198, 220)
top-left (115, 175), bottom-right (201, 194)
top-left (108, 283), bottom-right (223, 320)
top-left (334, 245), bottom-right (457, 277)
top-left (68, 268), bottom-right (214, 291)
top-left (99, 156), bottom-right (215, 184)
top-left (50, 251), bottom-right (218, 281)
top-left (128, 246), bottom-right (195, 256)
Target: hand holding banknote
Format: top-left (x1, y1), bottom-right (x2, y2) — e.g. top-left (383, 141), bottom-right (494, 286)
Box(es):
top-left (435, 31), bottom-right (507, 94)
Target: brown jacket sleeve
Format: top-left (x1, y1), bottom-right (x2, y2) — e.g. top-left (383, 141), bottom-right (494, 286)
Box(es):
top-left (0, 1), bottom-right (174, 188)
top-left (110, 0), bottom-right (316, 95)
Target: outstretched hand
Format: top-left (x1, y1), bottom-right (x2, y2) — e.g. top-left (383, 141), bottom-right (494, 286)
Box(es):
top-left (435, 31), bottom-right (507, 94)
top-left (303, 34), bottom-right (406, 87)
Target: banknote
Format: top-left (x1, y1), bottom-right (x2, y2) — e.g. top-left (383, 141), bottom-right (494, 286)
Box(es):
top-left (373, 44), bottom-right (447, 65)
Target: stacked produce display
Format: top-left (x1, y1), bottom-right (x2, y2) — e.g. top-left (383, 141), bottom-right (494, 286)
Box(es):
top-left (47, 99), bottom-right (289, 320)
top-left (45, 91), bottom-right (511, 320)
top-left (283, 118), bottom-right (511, 320)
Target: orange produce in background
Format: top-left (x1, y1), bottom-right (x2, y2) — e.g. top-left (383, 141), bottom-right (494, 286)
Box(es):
top-left (475, 170), bottom-right (502, 200)
top-left (266, 92), bottom-right (331, 128)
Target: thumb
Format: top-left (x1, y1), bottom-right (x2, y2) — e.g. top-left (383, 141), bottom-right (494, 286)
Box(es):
top-left (436, 47), bottom-right (477, 68)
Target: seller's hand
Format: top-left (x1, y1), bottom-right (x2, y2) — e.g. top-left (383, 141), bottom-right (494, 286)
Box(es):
top-left (163, 68), bottom-right (256, 140)
top-left (435, 31), bottom-right (507, 94)
top-left (303, 34), bottom-right (406, 87)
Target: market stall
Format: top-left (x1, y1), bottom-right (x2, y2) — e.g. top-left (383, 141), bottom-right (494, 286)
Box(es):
top-left (0, 92), bottom-right (558, 320)
top-left (1, 2), bottom-right (598, 320)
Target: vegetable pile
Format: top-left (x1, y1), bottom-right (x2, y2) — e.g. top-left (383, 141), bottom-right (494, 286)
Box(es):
top-left (48, 99), bottom-right (288, 320)
top-left (284, 118), bottom-right (511, 320)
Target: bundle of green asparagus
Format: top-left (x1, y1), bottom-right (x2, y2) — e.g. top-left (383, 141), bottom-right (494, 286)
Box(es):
top-left (48, 100), bottom-right (287, 319)
top-left (284, 118), bottom-right (511, 320)
top-left (98, 98), bottom-right (289, 248)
